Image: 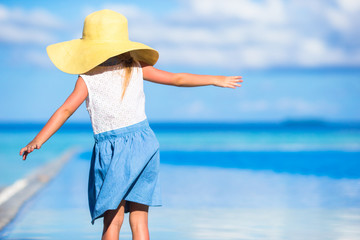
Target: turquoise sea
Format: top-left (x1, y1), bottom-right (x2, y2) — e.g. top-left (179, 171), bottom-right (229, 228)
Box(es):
top-left (1, 121), bottom-right (360, 239)
top-left (1, 121), bottom-right (360, 185)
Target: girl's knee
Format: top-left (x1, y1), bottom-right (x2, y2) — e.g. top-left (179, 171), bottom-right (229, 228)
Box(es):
top-left (128, 201), bottom-right (149, 228)
top-left (129, 211), bottom-right (150, 240)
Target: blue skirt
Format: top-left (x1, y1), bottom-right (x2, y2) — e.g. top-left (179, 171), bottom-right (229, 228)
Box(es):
top-left (88, 119), bottom-right (162, 225)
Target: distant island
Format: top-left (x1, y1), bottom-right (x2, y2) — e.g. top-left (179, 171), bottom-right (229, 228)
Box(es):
top-left (281, 119), bottom-right (327, 126)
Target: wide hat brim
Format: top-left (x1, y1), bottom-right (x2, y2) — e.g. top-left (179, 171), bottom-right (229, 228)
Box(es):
top-left (47, 39), bottom-right (159, 74)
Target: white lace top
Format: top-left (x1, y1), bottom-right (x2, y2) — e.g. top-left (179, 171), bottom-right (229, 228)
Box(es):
top-left (80, 61), bottom-right (147, 135)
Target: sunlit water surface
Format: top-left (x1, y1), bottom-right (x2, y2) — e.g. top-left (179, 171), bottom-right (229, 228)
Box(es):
top-left (1, 122), bottom-right (360, 239)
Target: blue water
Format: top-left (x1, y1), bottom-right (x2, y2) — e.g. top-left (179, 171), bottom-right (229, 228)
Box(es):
top-left (1, 121), bottom-right (360, 239)
top-left (1, 121), bottom-right (359, 186)
top-left (0, 126), bottom-right (93, 186)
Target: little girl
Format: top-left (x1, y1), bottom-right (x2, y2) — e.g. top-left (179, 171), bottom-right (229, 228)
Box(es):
top-left (19, 9), bottom-right (242, 240)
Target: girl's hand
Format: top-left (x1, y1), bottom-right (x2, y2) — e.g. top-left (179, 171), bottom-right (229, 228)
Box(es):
top-left (20, 140), bottom-right (42, 161)
top-left (213, 76), bottom-right (243, 89)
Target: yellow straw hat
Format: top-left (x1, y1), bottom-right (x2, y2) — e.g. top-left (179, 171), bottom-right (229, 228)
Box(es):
top-left (46, 9), bottom-right (159, 74)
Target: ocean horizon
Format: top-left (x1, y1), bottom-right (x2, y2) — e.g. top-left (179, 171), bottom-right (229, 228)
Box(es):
top-left (1, 118), bottom-right (360, 131)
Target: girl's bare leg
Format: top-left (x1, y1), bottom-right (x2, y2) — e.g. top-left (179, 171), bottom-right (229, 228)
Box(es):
top-left (129, 201), bottom-right (150, 240)
top-left (102, 200), bottom-right (126, 240)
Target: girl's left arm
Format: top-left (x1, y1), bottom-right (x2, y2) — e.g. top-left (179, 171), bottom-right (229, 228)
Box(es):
top-left (141, 62), bottom-right (243, 88)
top-left (19, 76), bottom-right (88, 160)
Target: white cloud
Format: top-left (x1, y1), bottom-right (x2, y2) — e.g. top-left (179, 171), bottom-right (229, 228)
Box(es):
top-left (238, 100), bottom-right (269, 112)
top-left (173, 0), bottom-right (287, 24)
top-left (173, 100), bottom-right (213, 118)
top-left (23, 50), bottom-right (52, 68)
top-left (187, 100), bottom-right (207, 115)
top-left (325, 6), bottom-right (352, 32)
top-left (3, 1), bottom-right (359, 69)
top-left (276, 98), bottom-right (319, 113)
top-left (238, 98), bottom-right (338, 115)
top-left (102, 3), bottom-right (154, 21)
top-left (99, 0), bottom-right (359, 69)
top-left (157, 46), bottom-right (229, 67)
top-left (0, 5), bottom-right (63, 28)
top-left (0, 4), bottom-right (62, 45)
top-left (337, 0), bottom-right (360, 12)
top-left (0, 23), bottom-right (56, 44)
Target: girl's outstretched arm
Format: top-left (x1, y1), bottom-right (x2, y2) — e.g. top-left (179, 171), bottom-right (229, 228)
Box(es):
top-left (141, 62), bottom-right (243, 88)
top-left (19, 76), bottom-right (88, 160)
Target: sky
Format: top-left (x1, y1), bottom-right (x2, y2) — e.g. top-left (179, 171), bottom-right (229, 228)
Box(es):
top-left (0, 0), bottom-right (359, 123)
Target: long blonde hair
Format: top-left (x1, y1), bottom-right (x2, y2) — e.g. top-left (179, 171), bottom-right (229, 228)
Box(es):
top-left (117, 52), bottom-right (138, 100)
top-left (99, 52), bottom-right (138, 100)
